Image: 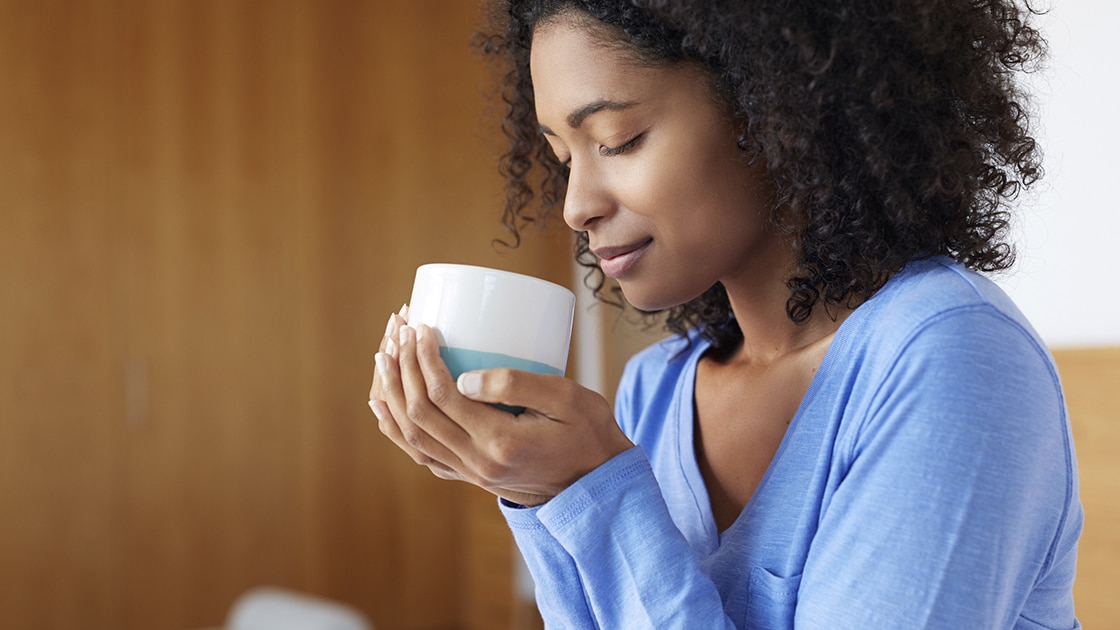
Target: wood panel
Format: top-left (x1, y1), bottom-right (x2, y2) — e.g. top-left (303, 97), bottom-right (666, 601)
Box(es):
top-left (1052, 347), bottom-right (1120, 629)
top-left (0, 0), bottom-right (569, 629)
top-left (0, 1), bottom-right (130, 626)
top-left (120, 1), bottom-right (317, 626)
top-left (297, 1), bottom-right (568, 628)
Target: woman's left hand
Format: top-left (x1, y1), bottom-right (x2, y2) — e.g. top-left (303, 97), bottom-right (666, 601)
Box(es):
top-left (368, 314), bottom-right (633, 507)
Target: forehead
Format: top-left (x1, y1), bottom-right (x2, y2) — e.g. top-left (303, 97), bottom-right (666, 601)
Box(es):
top-left (532, 10), bottom-right (651, 68)
top-left (529, 17), bottom-right (673, 118)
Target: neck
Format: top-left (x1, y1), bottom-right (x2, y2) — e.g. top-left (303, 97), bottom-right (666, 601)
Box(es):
top-left (719, 253), bottom-right (850, 367)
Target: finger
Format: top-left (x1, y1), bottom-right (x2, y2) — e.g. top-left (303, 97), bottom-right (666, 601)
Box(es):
top-left (370, 310), bottom-right (405, 400)
top-left (381, 335), bottom-right (470, 472)
top-left (381, 305), bottom-right (408, 358)
top-left (385, 313), bottom-right (406, 359)
top-left (412, 324), bottom-right (454, 398)
top-left (369, 341), bottom-right (397, 402)
top-left (456, 368), bottom-right (589, 420)
top-left (396, 325), bottom-right (474, 448)
top-left (410, 325), bottom-right (577, 491)
top-left (374, 351), bottom-right (462, 472)
top-left (412, 324), bottom-right (507, 421)
top-left (369, 396), bottom-right (458, 478)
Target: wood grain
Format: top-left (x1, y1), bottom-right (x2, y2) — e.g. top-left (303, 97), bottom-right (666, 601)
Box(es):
top-left (0, 1), bottom-right (567, 628)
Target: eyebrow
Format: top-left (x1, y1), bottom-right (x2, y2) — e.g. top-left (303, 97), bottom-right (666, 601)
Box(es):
top-left (538, 99), bottom-right (639, 135)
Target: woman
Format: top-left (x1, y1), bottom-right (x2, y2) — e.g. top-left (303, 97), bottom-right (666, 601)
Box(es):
top-left (369, 0), bottom-right (1082, 627)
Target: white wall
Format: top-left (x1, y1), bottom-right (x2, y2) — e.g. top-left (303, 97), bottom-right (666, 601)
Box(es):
top-left (997, 2), bottom-right (1120, 348)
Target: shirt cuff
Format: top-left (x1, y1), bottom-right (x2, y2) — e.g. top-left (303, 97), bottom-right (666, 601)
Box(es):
top-left (498, 445), bottom-right (650, 527)
top-left (536, 445), bottom-right (652, 531)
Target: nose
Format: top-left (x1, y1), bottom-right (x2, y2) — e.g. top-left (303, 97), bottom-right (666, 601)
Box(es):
top-left (562, 160), bottom-right (614, 231)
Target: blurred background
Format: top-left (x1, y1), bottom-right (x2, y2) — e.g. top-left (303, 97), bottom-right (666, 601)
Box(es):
top-left (0, 1), bottom-right (1115, 629)
top-left (0, 1), bottom-right (571, 628)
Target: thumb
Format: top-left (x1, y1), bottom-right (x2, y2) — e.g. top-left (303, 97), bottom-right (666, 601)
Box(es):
top-left (456, 371), bottom-right (486, 398)
top-left (455, 368), bottom-right (554, 404)
top-left (456, 368), bottom-right (589, 420)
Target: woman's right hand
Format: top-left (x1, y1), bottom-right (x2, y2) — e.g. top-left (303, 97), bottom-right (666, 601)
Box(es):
top-left (367, 305), bottom-right (632, 507)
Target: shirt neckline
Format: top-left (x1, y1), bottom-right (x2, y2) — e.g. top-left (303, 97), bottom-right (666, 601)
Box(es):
top-left (674, 300), bottom-right (867, 547)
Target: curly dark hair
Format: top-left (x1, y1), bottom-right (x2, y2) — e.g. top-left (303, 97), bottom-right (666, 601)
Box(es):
top-left (477, 0), bottom-right (1047, 350)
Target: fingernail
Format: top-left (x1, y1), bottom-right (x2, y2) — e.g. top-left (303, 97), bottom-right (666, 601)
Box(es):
top-left (368, 399), bottom-right (385, 421)
top-left (385, 337), bottom-right (397, 359)
top-left (415, 324), bottom-right (426, 341)
top-left (375, 352), bottom-right (389, 376)
top-left (384, 313), bottom-right (395, 337)
top-left (457, 372), bottom-right (481, 396)
top-left (399, 325), bottom-right (411, 345)
top-left (400, 303), bottom-right (409, 320)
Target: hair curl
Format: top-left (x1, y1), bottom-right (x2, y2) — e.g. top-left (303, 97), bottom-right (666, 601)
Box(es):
top-left (477, 0), bottom-right (1047, 350)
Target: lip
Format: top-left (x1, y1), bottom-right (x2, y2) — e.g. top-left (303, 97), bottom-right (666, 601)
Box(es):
top-left (592, 238), bottom-right (652, 278)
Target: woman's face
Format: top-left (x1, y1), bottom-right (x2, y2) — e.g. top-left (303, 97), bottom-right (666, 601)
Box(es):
top-left (530, 15), bottom-right (782, 311)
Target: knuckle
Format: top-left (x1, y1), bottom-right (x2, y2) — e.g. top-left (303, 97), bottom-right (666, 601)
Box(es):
top-left (476, 456), bottom-right (512, 485)
top-left (375, 416), bottom-right (391, 436)
top-left (558, 382), bottom-right (583, 410)
top-left (400, 425), bottom-right (425, 450)
top-left (564, 376), bottom-right (595, 407)
top-left (430, 465), bottom-right (457, 481)
top-left (426, 380), bottom-right (453, 407)
top-left (489, 434), bottom-right (518, 466)
top-left (490, 369), bottom-right (519, 398)
top-left (404, 399), bottom-right (427, 424)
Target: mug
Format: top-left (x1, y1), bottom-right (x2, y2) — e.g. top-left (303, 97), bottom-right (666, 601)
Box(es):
top-left (407, 264), bottom-right (576, 411)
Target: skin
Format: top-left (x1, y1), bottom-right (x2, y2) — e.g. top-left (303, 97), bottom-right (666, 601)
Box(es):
top-left (369, 12), bottom-right (851, 523)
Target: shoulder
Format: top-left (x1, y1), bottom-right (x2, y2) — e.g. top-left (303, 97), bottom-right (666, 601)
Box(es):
top-left (849, 257), bottom-right (1051, 366)
top-left (867, 257), bottom-right (1031, 327)
top-left (835, 259), bottom-right (1069, 467)
top-left (833, 257), bottom-right (1068, 454)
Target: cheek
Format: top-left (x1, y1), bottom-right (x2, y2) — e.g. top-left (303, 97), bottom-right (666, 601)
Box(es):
top-left (611, 151), bottom-right (721, 222)
top-left (632, 150), bottom-right (759, 245)
top-left (644, 124), bottom-right (746, 212)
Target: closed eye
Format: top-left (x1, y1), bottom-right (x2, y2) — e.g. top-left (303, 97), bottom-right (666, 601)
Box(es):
top-left (599, 133), bottom-right (645, 157)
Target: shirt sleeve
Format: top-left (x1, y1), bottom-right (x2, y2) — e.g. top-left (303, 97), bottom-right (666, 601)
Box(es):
top-left (500, 497), bottom-right (597, 628)
top-left (794, 306), bottom-right (1082, 629)
top-left (495, 354), bottom-right (645, 628)
top-left (508, 446), bottom-right (738, 629)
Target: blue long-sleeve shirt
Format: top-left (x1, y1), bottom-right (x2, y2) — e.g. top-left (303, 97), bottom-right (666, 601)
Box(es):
top-left (501, 258), bottom-right (1082, 629)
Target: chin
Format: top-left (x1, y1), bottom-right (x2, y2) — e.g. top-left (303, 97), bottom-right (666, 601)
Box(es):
top-left (618, 282), bottom-right (699, 313)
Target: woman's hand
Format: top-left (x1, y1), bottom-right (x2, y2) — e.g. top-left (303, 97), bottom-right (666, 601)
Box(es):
top-left (368, 308), bottom-right (633, 507)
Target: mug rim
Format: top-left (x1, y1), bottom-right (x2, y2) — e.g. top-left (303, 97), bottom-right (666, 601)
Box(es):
top-left (415, 262), bottom-right (574, 299)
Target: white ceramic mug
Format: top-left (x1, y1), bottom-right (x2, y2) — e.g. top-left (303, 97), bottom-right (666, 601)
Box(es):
top-left (407, 263), bottom-right (576, 381)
